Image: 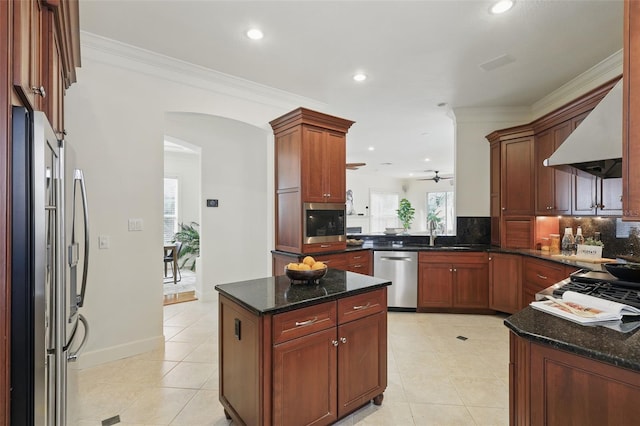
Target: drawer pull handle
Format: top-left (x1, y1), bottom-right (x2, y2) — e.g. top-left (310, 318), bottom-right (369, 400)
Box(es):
top-left (340, 337), bottom-right (347, 344)
top-left (536, 274), bottom-right (548, 280)
top-left (320, 244), bottom-right (331, 248)
top-left (352, 264), bottom-right (362, 268)
top-left (353, 302), bottom-right (371, 310)
top-left (295, 316), bottom-right (318, 327)
top-left (353, 256), bottom-right (362, 259)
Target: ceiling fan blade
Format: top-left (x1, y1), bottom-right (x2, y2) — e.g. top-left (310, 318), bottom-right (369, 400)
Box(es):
top-left (346, 162), bottom-right (366, 170)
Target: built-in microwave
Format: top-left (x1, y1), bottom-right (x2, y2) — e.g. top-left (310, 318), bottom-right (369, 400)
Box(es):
top-left (303, 203), bottom-right (346, 244)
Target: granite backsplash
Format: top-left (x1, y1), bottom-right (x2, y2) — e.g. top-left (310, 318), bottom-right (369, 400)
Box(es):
top-left (559, 217), bottom-right (640, 259)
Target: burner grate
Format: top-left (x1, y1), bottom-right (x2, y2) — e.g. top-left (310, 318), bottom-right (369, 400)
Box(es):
top-left (554, 281), bottom-right (640, 309)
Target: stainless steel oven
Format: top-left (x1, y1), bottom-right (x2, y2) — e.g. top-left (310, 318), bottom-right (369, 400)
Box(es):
top-left (303, 202), bottom-right (346, 244)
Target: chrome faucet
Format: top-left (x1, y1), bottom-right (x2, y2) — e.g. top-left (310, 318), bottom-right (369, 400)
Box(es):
top-left (429, 220), bottom-right (437, 246)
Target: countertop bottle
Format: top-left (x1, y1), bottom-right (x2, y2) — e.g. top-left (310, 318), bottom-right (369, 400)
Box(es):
top-left (561, 227), bottom-right (575, 256)
top-left (575, 226), bottom-right (585, 247)
top-left (549, 234), bottom-right (561, 254)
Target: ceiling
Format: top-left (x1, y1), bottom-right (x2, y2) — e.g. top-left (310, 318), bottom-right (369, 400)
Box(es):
top-left (78, 0), bottom-right (623, 179)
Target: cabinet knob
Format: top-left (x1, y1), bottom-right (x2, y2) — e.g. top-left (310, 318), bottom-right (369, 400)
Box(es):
top-left (340, 337), bottom-right (347, 344)
top-left (332, 340), bottom-right (339, 347)
top-left (32, 85), bottom-right (46, 98)
top-left (453, 268), bottom-right (457, 272)
top-left (501, 207), bottom-right (506, 211)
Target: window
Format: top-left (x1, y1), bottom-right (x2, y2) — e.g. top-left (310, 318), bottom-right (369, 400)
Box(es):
top-left (427, 191), bottom-right (455, 235)
top-left (164, 177), bottom-right (179, 243)
top-left (370, 190), bottom-right (399, 232)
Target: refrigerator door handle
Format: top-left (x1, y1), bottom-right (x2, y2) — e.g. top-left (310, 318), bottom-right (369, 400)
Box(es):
top-left (72, 169), bottom-right (90, 308)
top-left (67, 314), bottom-right (88, 362)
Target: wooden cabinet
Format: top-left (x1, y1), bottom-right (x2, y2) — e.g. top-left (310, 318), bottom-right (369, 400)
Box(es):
top-left (623, 0), bottom-right (640, 220)
top-left (220, 287), bottom-right (387, 426)
top-left (418, 252), bottom-right (491, 312)
top-left (13, 0), bottom-right (43, 110)
top-left (572, 174), bottom-right (623, 216)
top-left (521, 257), bottom-right (577, 310)
top-left (510, 333), bottom-right (640, 425)
top-left (535, 123), bottom-right (572, 215)
top-left (302, 126), bottom-right (346, 203)
top-left (344, 250), bottom-right (372, 275)
top-left (271, 108), bottom-right (354, 254)
top-left (487, 129), bottom-right (535, 249)
top-left (273, 250), bottom-right (373, 277)
top-left (489, 253), bottom-right (522, 314)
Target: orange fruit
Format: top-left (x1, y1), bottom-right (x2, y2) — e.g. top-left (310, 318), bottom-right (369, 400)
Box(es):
top-left (298, 263), bottom-right (311, 270)
top-left (311, 262), bottom-right (326, 270)
top-left (287, 263), bottom-right (299, 270)
top-left (302, 256), bottom-right (316, 266)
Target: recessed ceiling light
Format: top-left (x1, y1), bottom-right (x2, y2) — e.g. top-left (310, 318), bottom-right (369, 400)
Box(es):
top-left (246, 28), bottom-right (264, 40)
top-left (490, 0), bottom-right (514, 14)
top-left (353, 73), bottom-right (367, 82)
top-left (424, 158), bottom-right (431, 162)
top-left (368, 146), bottom-right (375, 151)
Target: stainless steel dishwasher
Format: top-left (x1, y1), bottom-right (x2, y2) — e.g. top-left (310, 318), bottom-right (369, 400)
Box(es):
top-left (373, 251), bottom-right (418, 311)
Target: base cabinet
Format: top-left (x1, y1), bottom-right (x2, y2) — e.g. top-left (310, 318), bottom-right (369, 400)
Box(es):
top-left (418, 252), bottom-right (490, 312)
top-left (489, 253), bottom-right (522, 314)
top-left (220, 288), bottom-right (387, 426)
top-left (510, 333), bottom-right (640, 425)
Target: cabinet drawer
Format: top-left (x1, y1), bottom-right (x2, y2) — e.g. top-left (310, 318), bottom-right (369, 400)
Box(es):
top-left (303, 241), bottom-right (347, 254)
top-left (314, 253), bottom-right (348, 269)
top-left (523, 258), bottom-right (566, 291)
top-left (273, 302), bottom-right (337, 345)
top-left (346, 261), bottom-right (371, 275)
top-left (337, 288), bottom-right (386, 325)
top-left (419, 251), bottom-right (487, 264)
top-left (345, 250), bottom-right (371, 264)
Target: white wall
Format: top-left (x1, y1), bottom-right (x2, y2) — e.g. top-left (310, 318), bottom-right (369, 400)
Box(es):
top-left (164, 150), bottom-right (200, 229)
top-left (65, 34), bottom-right (324, 368)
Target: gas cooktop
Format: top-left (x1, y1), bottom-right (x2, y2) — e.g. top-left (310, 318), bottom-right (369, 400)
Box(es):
top-left (552, 269), bottom-right (640, 309)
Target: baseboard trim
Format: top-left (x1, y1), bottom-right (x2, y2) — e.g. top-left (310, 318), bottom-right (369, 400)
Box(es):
top-left (75, 335), bottom-right (164, 370)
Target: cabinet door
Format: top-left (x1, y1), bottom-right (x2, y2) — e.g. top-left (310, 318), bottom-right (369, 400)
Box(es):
top-left (302, 126), bottom-right (328, 203)
top-left (337, 311), bottom-right (387, 418)
top-left (623, 0), bottom-right (640, 220)
top-left (551, 122), bottom-right (572, 214)
top-left (489, 253), bottom-right (522, 314)
top-left (273, 328), bottom-right (338, 426)
top-left (501, 137), bottom-right (535, 215)
top-left (418, 263), bottom-right (452, 308)
top-left (572, 173), bottom-right (596, 215)
top-left (599, 177), bottom-right (623, 216)
top-left (13, 0), bottom-right (43, 109)
top-left (490, 141), bottom-right (501, 246)
top-left (453, 262), bottom-right (489, 309)
top-left (40, 7), bottom-right (64, 135)
top-left (324, 132), bottom-right (346, 203)
top-left (535, 130), bottom-right (555, 214)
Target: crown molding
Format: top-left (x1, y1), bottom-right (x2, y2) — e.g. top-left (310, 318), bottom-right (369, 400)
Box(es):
top-left (79, 31), bottom-right (326, 111)
top-left (531, 49), bottom-right (623, 119)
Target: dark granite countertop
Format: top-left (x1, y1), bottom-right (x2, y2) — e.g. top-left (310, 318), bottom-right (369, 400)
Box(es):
top-left (505, 307), bottom-right (640, 372)
top-left (214, 268), bottom-right (391, 316)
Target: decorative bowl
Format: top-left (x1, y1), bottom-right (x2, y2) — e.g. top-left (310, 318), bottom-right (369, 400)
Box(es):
top-left (285, 266), bottom-right (328, 283)
top-left (603, 263), bottom-right (640, 283)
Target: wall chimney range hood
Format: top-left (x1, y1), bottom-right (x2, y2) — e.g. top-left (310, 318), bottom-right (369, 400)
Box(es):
top-left (544, 79), bottom-right (623, 178)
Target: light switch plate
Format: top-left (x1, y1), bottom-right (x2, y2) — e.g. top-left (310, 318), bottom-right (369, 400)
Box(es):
top-left (98, 235), bottom-right (110, 249)
top-left (128, 218), bottom-right (143, 231)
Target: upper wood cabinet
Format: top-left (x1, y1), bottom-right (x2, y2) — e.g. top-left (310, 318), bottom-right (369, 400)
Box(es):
top-left (501, 136), bottom-right (535, 216)
top-left (535, 123), bottom-right (572, 215)
top-left (271, 108), bottom-right (354, 254)
top-left (490, 141), bottom-right (501, 246)
top-left (623, 0), bottom-right (640, 220)
top-left (573, 174), bottom-right (623, 216)
top-left (12, 0), bottom-right (80, 134)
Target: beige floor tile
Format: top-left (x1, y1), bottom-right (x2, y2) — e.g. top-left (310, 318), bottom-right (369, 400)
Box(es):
top-left (161, 361), bottom-right (216, 389)
top-left (201, 372), bottom-right (219, 390)
top-left (351, 401), bottom-right (415, 425)
top-left (169, 389), bottom-right (230, 425)
top-left (410, 402), bottom-right (475, 425)
top-left (451, 376), bottom-right (509, 408)
top-left (168, 326), bottom-right (217, 344)
top-left (402, 374), bottom-right (464, 405)
top-left (184, 343), bottom-right (218, 363)
top-left (134, 341), bottom-right (200, 362)
top-left (382, 372), bottom-right (407, 403)
top-left (467, 406), bottom-right (509, 426)
top-left (119, 387), bottom-right (197, 424)
top-left (164, 325), bottom-right (186, 341)
top-left (76, 381), bottom-right (145, 421)
top-left (106, 359), bottom-right (179, 386)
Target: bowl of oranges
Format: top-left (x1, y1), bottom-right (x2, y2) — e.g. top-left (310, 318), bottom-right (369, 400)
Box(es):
top-left (285, 256), bottom-right (327, 283)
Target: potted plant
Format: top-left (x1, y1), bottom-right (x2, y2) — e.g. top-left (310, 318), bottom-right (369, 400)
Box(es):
top-left (173, 222), bottom-right (200, 271)
top-left (396, 198), bottom-right (415, 234)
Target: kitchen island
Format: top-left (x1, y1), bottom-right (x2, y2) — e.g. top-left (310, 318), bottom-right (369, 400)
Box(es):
top-left (505, 307), bottom-right (640, 425)
top-left (215, 269), bottom-right (391, 426)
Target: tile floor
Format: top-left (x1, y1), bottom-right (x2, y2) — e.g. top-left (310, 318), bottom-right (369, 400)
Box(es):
top-left (77, 294), bottom-right (510, 425)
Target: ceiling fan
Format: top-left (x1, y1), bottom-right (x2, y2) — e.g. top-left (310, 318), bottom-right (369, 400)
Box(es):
top-left (346, 163), bottom-right (366, 170)
top-left (418, 170), bottom-right (454, 183)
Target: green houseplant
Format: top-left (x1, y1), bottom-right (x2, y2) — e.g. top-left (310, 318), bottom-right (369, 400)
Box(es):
top-left (173, 222), bottom-right (200, 271)
top-left (396, 198), bottom-right (415, 234)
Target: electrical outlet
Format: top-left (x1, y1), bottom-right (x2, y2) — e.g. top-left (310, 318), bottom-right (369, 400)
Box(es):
top-left (98, 235), bottom-right (110, 249)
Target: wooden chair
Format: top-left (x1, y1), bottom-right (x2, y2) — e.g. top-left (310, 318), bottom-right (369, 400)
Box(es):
top-left (163, 241), bottom-right (183, 284)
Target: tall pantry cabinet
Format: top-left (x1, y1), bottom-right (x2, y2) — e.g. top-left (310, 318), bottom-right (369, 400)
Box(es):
top-left (270, 108), bottom-right (354, 254)
top-left (623, 0), bottom-right (640, 220)
top-left (1, 1), bottom-right (80, 422)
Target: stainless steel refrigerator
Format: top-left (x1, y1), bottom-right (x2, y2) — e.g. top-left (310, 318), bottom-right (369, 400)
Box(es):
top-left (11, 107), bottom-right (90, 425)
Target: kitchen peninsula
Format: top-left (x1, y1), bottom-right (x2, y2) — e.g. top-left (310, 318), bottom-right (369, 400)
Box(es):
top-left (214, 269), bottom-right (390, 426)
